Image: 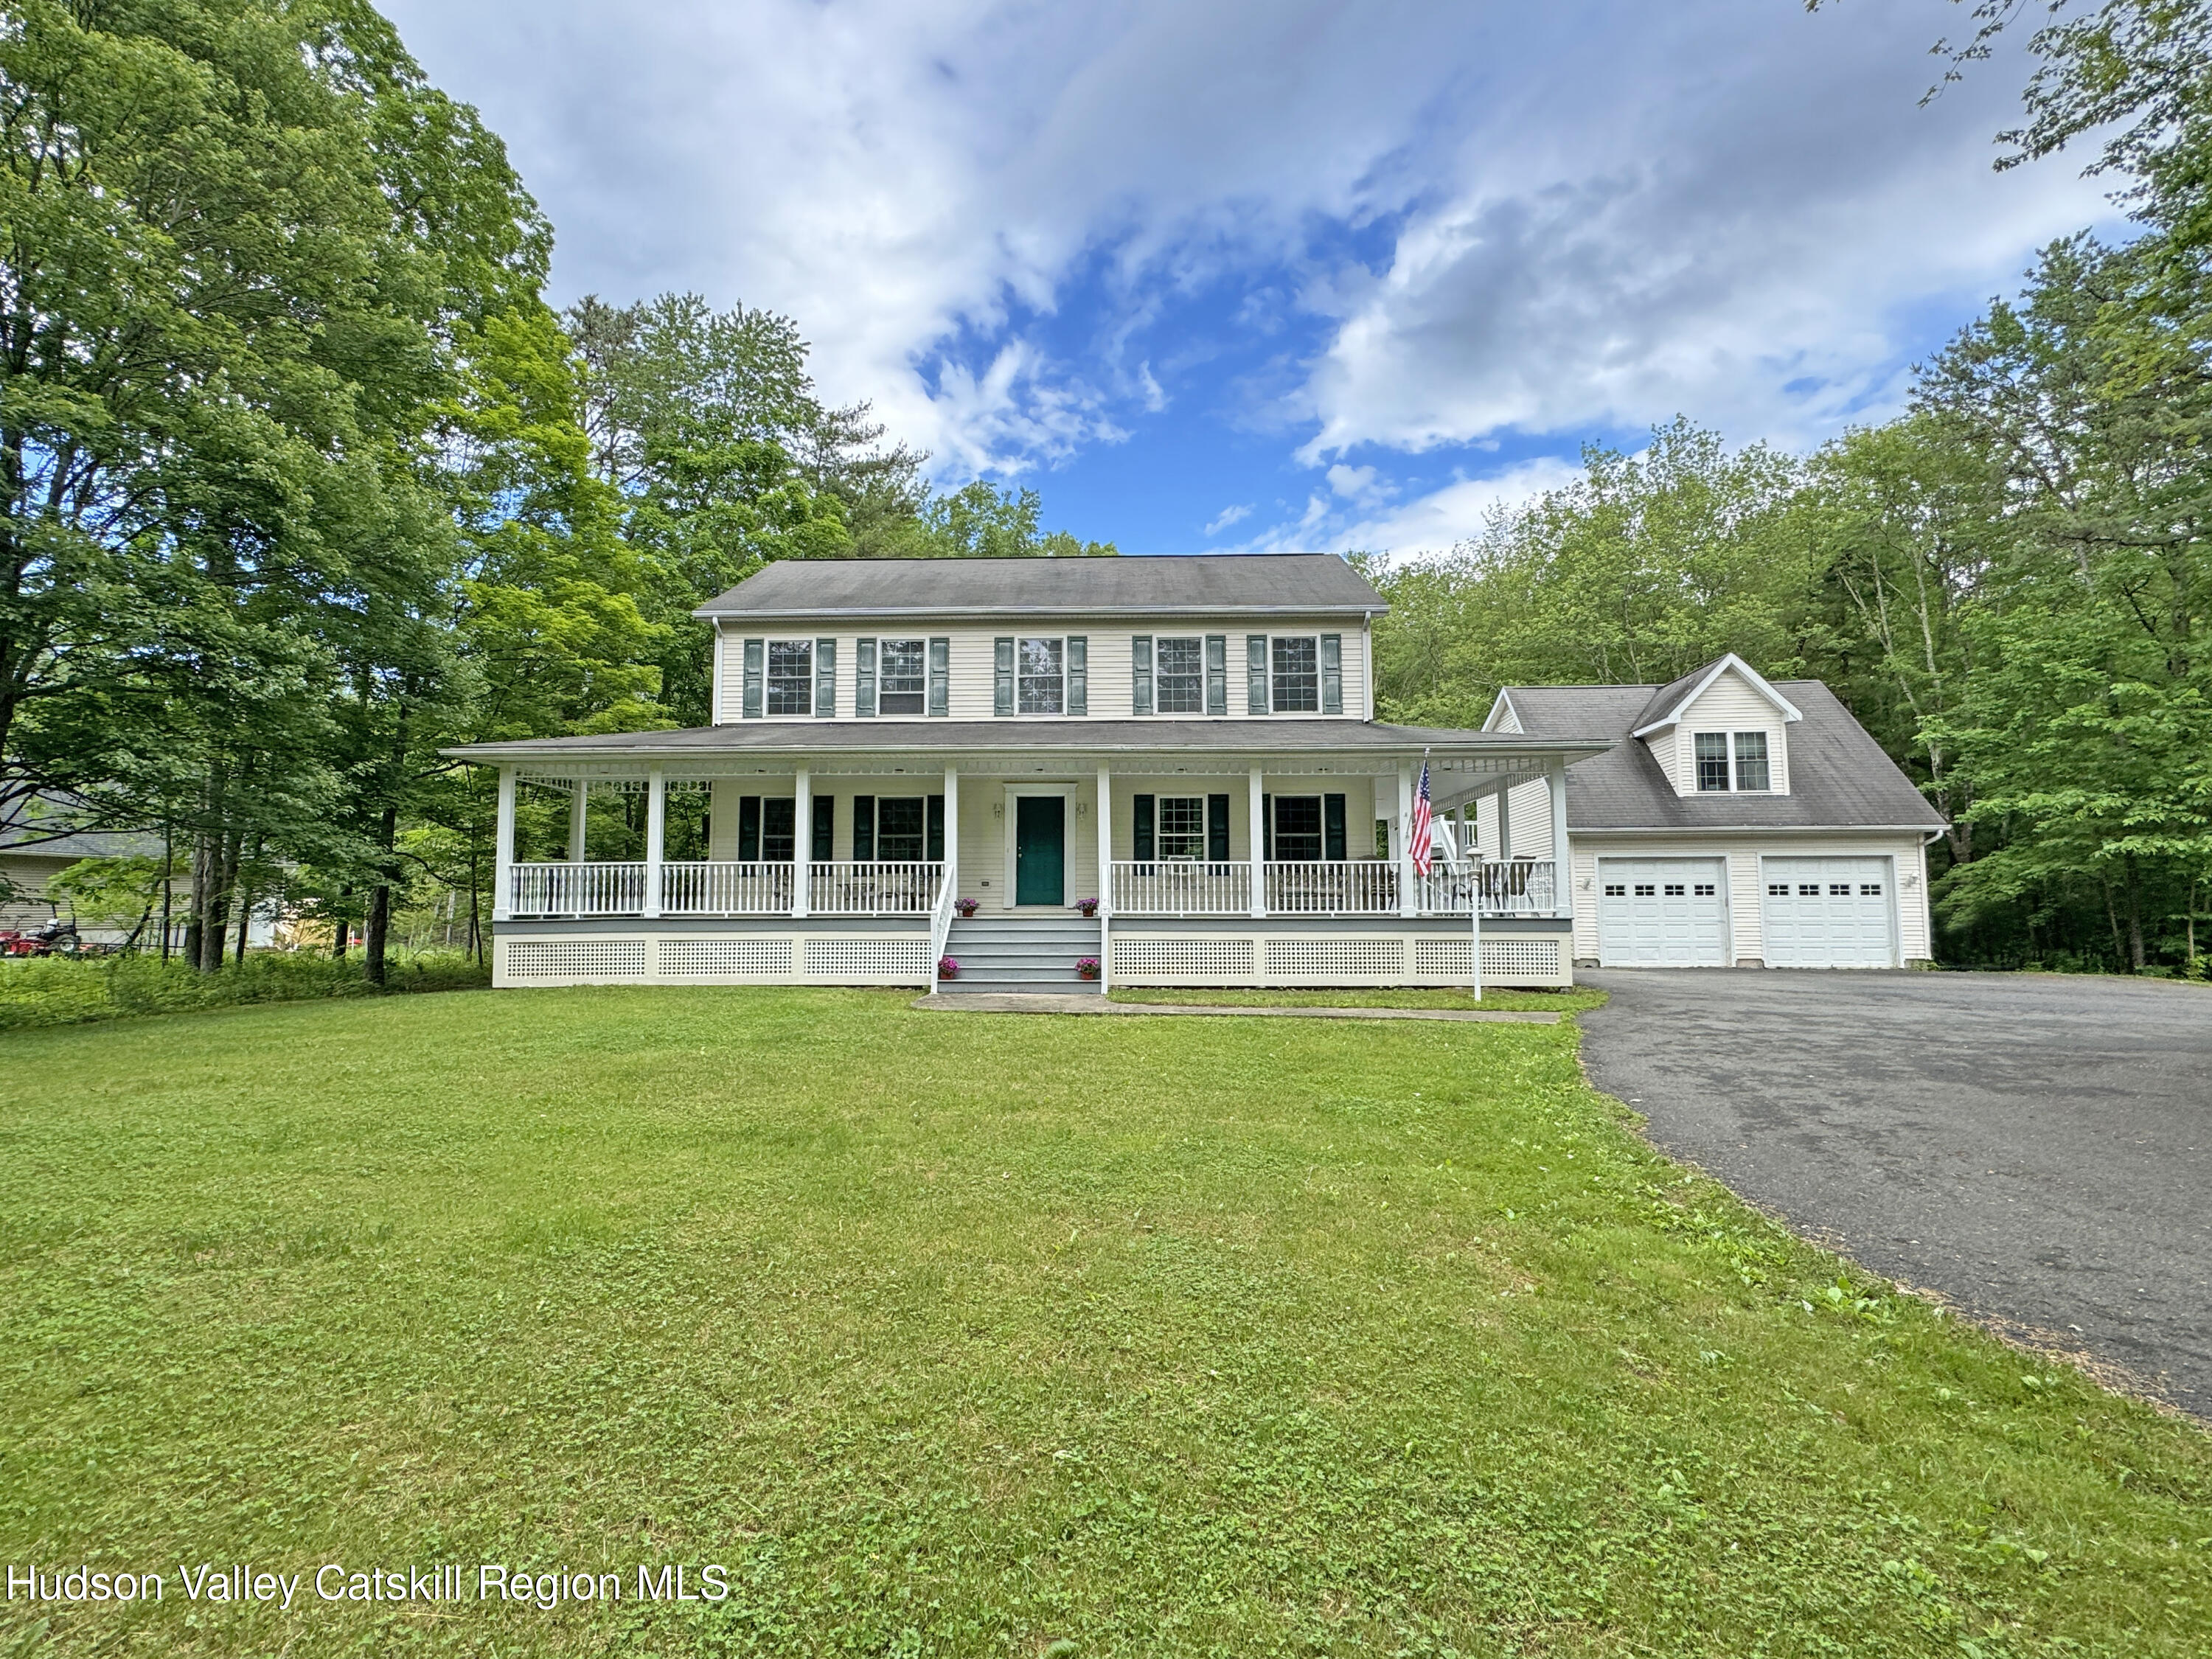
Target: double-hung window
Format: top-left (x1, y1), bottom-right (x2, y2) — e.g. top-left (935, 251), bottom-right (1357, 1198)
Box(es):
top-left (1155, 637), bottom-right (1203, 714)
top-left (1156, 796), bottom-right (1205, 860)
top-left (1270, 636), bottom-right (1320, 712)
top-left (766, 640), bottom-right (813, 715)
top-left (878, 639), bottom-right (926, 714)
top-left (1271, 796), bottom-right (1324, 860)
top-left (1018, 638), bottom-right (1064, 714)
top-left (1694, 731), bottom-right (1773, 792)
top-left (874, 798), bottom-right (927, 860)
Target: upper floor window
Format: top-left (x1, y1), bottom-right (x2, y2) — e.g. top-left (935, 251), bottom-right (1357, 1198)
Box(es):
top-left (1246, 633), bottom-right (1342, 715)
top-left (1018, 638), bottom-right (1063, 714)
top-left (878, 639), bottom-right (926, 715)
top-left (1270, 636), bottom-right (1320, 712)
top-left (767, 640), bottom-right (813, 715)
top-left (1694, 731), bottom-right (1772, 792)
top-left (1156, 637), bottom-right (1204, 714)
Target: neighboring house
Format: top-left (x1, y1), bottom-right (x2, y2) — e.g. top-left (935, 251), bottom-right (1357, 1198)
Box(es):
top-left (0, 807), bottom-right (172, 946)
top-left (445, 554), bottom-right (1608, 992)
top-left (1482, 655), bottom-right (1947, 969)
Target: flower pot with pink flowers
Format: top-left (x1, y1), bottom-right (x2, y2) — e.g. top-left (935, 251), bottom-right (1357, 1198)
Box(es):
top-left (1074, 897), bottom-right (1099, 917)
top-left (1075, 956), bottom-right (1101, 981)
top-left (953, 897), bottom-right (979, 917)
top-left (938, 956), bottom-right (960, 981)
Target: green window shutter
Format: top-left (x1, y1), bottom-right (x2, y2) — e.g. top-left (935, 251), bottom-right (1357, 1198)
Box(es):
top-left (1130, 636), bottom-right (1152, 715)
top-left (1066, 636), bottom-right (1087, 715)
top-left (1321, 634), bottom-right (1342, 714)
top-left (1246, 635), bottom-right (1268, 714)
top-left (1206, 794), bottom-right (1230, 862)
top-left (928, 636), bottom-right (950, 716)
top-left (1133, 794), bottom-right (1155, 861)
top-left (926, 795), bottom-right (945, 862)
top-left (855, 638), bottom-right (876, 717)
top-left (815, 638), bottom-right (837, 717)
top-left (738, 796), bottom-right (762, 860)
top-left (811, 796), bottom-right (835, 861)
top-left (1324, 793), bottom-right (1346, 861)
top-left (851, 796), bottom-right (874, 861)
top-left (742, 639), bottom-right (765, 719)
top-left (1206, 635), bottom-right (1227, 715)
top-left (994, 638), bottom-right (1015, 715)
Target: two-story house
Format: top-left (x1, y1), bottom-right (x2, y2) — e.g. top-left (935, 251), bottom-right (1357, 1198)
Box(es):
top-left (448, 554), bottom-right (1607, 992)
top-left (1481, 654), bottom-right (1947, 968)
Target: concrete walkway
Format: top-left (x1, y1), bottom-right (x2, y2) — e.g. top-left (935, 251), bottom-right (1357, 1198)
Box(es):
top-left (914, 993), bottom-right (1558, 1023)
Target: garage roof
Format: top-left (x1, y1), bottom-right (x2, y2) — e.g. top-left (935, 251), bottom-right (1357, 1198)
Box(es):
top-left (1493, 678), bottom-right (1947, 831)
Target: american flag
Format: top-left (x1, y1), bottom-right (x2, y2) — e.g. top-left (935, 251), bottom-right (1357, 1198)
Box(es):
top-left (1409, 759), bottom-right (1433, 876)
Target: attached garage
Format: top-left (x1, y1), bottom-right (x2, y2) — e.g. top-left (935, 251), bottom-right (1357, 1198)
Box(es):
top-left (1596, 857), bottom-right (1728, 967)
top-left (1760, 856), bottom-right (1896, 968)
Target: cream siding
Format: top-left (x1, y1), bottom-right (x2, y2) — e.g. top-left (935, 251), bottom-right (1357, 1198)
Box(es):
top-left (1661, 668), bottom-right (1792, 796)
top-left (714, 617), bottom-right (1371, 725)
top-left (1568, 832), bottom-right (1933, 964)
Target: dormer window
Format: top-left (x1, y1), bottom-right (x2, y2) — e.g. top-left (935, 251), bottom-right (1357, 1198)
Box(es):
top-left (1695, 731), bottom-right (1770, 792)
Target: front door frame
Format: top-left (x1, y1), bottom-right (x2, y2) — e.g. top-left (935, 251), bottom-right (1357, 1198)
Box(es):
top-left (1003, 782), bottom-right (1076, 910)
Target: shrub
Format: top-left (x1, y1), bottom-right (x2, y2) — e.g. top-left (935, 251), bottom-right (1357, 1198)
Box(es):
top-left (0, 951), bottom-right (489, 1032)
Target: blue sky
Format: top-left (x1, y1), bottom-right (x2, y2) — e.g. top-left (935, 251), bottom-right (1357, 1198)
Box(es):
top-left (380, 0), bottom-right (2118, 557)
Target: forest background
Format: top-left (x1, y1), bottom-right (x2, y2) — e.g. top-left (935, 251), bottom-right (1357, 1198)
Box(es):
top-left (3, 0), bottom-right (2208, 978)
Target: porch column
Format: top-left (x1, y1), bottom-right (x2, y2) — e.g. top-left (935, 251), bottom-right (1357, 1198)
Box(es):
top-left (1495, 782), bottom-right (1512, 861)
top-left (568, 779), bottom-right (588, 862)
top-left (1547, 759), bottom-right (1571, 918)
top-left (493, 766), bottom-right (516, 922)
top-left (945, 764), bottom-right (960, 897)
top-left (643, 766), bottom-right (665, 919)
top-left (792, 765), bottom-right (811, 918)
top-left (1095, 765), bottom-right (1112, 918)
top-left (1397, 765), bottom-right (1417, 918)
top-left (1247, 765), bottom-right (1265, 918)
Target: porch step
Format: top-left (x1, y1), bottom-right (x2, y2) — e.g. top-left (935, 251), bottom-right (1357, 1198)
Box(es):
top-left (939, 917), bottom-right (1104, 994)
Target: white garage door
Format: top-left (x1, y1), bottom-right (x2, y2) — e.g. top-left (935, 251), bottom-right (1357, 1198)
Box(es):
top-left (1596, 858), bottom-right (1729, 967)
top-left (1761, 857), bottom-right (1896, 968)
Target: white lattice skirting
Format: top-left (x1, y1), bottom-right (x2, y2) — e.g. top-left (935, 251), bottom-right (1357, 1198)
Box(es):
top-left (498, 933), bottom-right (931, 987)
top-left (1110, 932), bottom-right (1569, 988)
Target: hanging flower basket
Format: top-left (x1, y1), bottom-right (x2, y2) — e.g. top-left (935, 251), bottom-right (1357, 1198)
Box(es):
top-left (1074, 897), bottom-right (1099, 917)
top-left (1074, 956), bottom-right (1102, 980)
top-left (953, 897), bottom-right (979, 917)
top-left (938, 956), bottom-right (960, 980)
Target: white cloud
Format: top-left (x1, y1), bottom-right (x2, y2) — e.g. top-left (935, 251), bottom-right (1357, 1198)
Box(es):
top-left (1325, 463), bottom-right (1391, 507)
top-left (1338, 458), bottom-right (1589, 557)
top-left (381, 0), bottom-right (2117, 488)
top-left (1204, 503), bottom-right (1254, 535)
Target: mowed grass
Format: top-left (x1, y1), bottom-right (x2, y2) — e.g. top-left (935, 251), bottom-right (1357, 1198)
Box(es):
top-left (2, 990), bottom-right (2208, 1658)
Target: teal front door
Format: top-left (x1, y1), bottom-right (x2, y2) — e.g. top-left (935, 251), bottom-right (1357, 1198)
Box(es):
top-left (1015, 796), bottom-right (1065, 906)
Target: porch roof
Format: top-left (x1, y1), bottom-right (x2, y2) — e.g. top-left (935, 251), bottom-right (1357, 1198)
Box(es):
top-left (444, 719), bottom-right (1607, 767)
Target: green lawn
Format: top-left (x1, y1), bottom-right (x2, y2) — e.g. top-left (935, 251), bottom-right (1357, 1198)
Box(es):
top-left (2, 989), bottom-right (2206, 1657)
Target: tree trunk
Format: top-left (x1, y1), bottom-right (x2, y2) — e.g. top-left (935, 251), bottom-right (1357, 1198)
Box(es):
top-left (332, 886), bottom-right (350, 958)
top-left (2123, 855), bottom-right (2146, 971)
top-left (364, 803), bottom-right (398, 988)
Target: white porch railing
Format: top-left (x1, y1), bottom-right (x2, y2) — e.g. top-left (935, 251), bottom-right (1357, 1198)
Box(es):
top-left (1110, 860), bottom-right (1252, 917)
top-left (662, 861), bottom-right (796, 916)
top-left (1106, 858), bottom-right (1559, 917)
top-left (809, 860), bottom-right (945, 916)
top-left (926, 872), bottom-right (958, 984)
top-left (1267, 860), bottom-right (1399, 915)
top-left (509, 861), bottom-right (647, 917)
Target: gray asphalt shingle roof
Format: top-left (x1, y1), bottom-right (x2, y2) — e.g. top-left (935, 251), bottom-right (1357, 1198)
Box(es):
top-left (1500, 678), bottom-right (1946, 831)
top-left (693, 554), bottom-right (1385, 618)
top-left (446, 718), bottom-right (1600, 765)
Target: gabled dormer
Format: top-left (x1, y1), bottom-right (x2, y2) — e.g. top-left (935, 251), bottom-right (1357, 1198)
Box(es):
top-left (1630, 654), bottom-right (1801, 797)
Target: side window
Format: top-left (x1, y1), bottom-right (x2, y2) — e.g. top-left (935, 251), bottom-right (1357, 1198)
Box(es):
top-left (1694, 731), bottom-right (1730, 791)
top-left (1733, 730), bottom-right (1770, 792)
top-left (1270, 636), bottom-right (1320, 712)
top-left (766, 640), bottom-right (813, 715)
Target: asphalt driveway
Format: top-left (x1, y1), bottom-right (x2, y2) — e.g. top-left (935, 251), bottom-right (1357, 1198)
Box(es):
top-left (1578, 970), bottom-right (2212, 1415)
